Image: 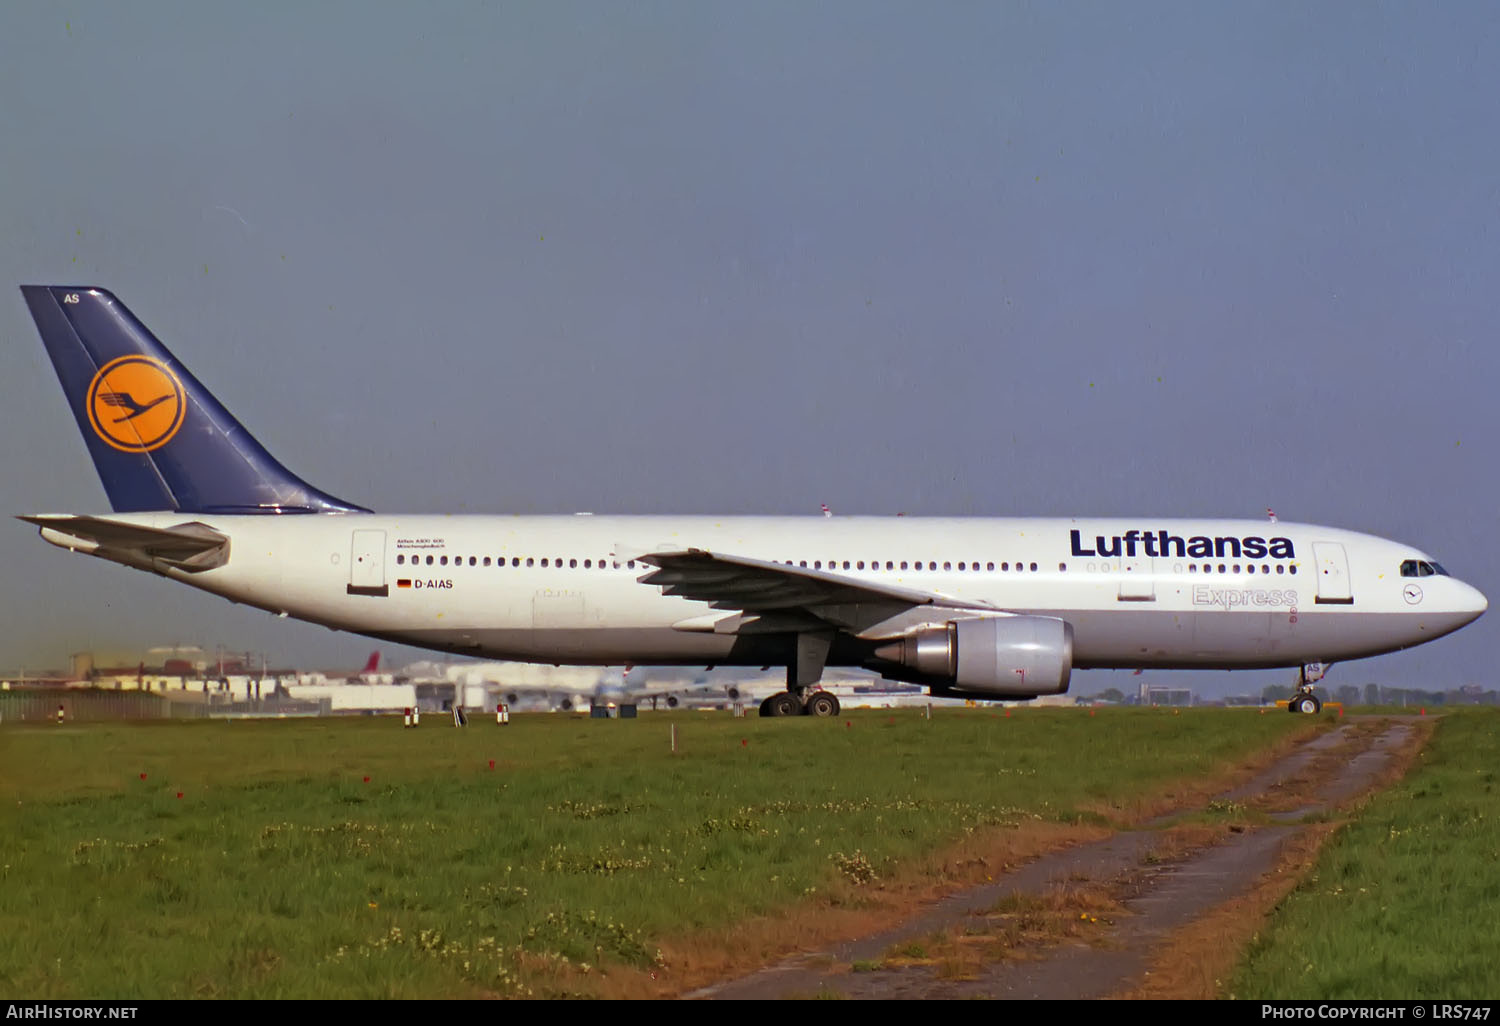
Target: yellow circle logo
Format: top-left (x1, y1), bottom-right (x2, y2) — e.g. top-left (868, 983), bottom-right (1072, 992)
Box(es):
top-left (86, 356), bottom-right (187, 453)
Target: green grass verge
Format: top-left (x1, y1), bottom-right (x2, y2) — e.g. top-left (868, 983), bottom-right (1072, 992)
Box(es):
top-left (1233, 708), bottom-right (1500, 999)
top-left (0, 708), bottom-right (1311, 998)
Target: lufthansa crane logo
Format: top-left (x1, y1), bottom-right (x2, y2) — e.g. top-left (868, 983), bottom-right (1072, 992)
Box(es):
top-left (86, 356), bottom-right (186, 453)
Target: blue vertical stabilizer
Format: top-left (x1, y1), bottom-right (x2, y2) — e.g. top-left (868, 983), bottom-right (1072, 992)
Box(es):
top-left (20, 286), bottom-right (370, 514)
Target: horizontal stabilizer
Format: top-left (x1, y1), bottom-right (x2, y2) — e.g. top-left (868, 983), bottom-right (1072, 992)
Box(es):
top-left (20, 514), bottom-right (230, 572)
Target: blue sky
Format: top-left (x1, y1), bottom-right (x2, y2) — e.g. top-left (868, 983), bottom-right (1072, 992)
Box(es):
top-left (2, 2), bottom-right (1496, 695)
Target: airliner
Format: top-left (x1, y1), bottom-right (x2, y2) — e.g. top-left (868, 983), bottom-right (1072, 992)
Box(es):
top-left (18, 286), bottom-right (1487, 717)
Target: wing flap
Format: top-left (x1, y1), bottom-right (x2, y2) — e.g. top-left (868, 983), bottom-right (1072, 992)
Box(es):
top-left (641, 548), bottom-right (1000, 633)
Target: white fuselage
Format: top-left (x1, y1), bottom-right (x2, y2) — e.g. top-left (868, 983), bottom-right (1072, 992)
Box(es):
top-left (49, 513), bottom-right (1487, 675)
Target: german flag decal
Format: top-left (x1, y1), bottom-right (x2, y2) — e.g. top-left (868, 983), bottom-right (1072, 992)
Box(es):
top-left (396, 579), bottom-right (412, 589)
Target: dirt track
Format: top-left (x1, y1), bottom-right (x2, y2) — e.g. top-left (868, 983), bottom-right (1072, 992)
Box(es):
top-left (687, 716), bottom-right (1425, 1000)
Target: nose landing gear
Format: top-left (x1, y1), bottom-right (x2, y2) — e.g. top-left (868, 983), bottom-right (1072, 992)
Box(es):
top-left (1289, 662), bottom-right (1327, 714)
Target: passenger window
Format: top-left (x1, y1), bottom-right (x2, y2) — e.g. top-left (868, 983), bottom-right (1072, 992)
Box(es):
top-left (483, 557), bottom-right (491, 566)
top-left (525, 558), bottom-right (534, 567)
top-left (987, 562), bottom-right (995, 571)
top-left (426, 555), bottom-right (434, 566)
top-left (1290, 565), bottom-right (1298, 575)
top-left (569, 559), bottom-right (577, 568)
top-left (1030, 563), bottom-right (1037, 571)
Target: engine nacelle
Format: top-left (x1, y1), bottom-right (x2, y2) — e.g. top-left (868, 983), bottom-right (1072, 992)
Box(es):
top-left (874, 616), bottom-right (1073, 696)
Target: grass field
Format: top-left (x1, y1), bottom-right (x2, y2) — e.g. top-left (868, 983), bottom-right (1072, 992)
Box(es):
top-left (0, 708), bottom-right (1317, 998)
top-left (1232, 708), bottom-right (1500, 999)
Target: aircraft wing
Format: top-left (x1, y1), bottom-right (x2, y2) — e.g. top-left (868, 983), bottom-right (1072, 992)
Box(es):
top-left (19, 514), bottom-right (230, 572)
top-left (640, 548), bottom-right (1002, 634)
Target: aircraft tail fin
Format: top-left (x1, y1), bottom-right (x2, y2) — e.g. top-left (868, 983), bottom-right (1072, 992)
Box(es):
top-left (361, 651), bottom-right (380, 675)
top-left (20, 286), bottom-right (369, 514)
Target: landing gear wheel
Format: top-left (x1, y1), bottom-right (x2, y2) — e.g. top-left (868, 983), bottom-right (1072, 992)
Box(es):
top-left (769, 692), bottom-right (803, 717)
top-left (804, 691), bottom-right (840, 717)
top-left (1290, 693), bottom-right (1322, 715)
top-left (759, 695), bottom-right (777, 717)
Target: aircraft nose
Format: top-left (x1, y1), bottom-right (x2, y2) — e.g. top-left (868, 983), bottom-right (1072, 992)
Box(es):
top-left (1457, 580), bottom-right (1488, 623)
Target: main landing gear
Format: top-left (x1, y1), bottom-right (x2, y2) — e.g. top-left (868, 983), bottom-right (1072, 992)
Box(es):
top-left (1288, 662), bottom-right (1326, 715)
top-left (757, 631), bottom-right (841, 717)
top-left (758, 688), bottom-right (841, 717)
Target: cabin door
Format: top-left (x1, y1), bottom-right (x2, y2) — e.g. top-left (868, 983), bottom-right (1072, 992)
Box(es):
top-left (348, 530), bottom-right (388, 597)
top-left (1312, 542), bottom-right (1353, 605)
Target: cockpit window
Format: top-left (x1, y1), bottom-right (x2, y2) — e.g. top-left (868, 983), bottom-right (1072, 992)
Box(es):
top-left (1400, 560), bottom-right (1449, 578)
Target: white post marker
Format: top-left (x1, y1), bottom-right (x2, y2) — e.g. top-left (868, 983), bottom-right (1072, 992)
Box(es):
top-left (413, 707), bottom-right (420, 726)
top-left (496, 703), bottom-right (509, 725)
top-left (56, 704), bottom-right (65, 725)
top-left (670, 723), bottom-right (678, 754)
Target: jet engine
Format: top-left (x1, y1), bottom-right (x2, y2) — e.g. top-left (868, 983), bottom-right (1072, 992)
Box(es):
top-left (873, 616), bottom-right (1072, 697)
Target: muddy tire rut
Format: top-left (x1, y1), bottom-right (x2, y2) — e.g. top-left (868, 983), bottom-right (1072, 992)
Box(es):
top-left (687, 715), bottom-right (1431, 1000)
